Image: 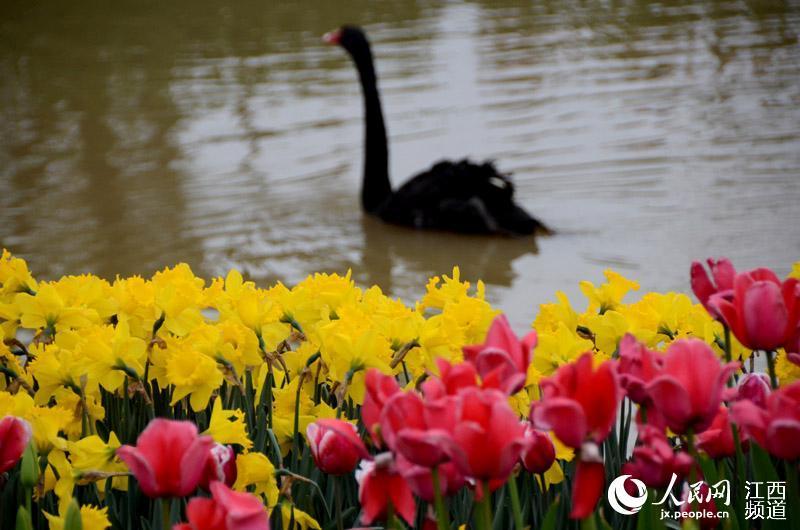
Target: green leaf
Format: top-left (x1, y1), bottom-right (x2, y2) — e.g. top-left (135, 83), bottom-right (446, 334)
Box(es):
top-left (540, 499), bottom-right (560, 530)
top-left (750, 443), bottom-right (779, 483)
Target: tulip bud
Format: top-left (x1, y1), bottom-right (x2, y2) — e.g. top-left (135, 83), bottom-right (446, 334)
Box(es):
top-left (20, 443), bottom-right (39, 490)
top-left (521, 425), bottom-right (556, 474)
top-left (199, 444), bottom-right (237, 491)
top-left (15, 506), bottom-right (33, 530)
top-left (63, 499), bottom-right (83, 530)
top-left (0, 416), bottom-right (33, 474)
top-left (737, 373), bottom-right (771, 408)
top-left (307, 419), bottom-right (368, 475)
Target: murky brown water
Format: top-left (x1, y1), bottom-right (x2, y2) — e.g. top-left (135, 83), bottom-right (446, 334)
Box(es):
top-left (2, 0), bottom-right (799, 327)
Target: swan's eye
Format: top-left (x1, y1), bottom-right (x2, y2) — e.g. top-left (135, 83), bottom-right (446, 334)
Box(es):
top-left (489, 177), bottom-right (508, 189)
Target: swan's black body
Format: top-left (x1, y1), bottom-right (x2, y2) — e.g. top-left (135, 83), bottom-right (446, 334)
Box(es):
top-left (326, 25), bottom-right (545, 236)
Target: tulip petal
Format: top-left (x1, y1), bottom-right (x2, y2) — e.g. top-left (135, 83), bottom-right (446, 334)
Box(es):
top-left (314, 419), bottom-right (369, 458)
top-left (743, 281), bottom-right (788, 351)
top-left (531, 398), bottom-right (587, 449)
top-left (646, 375), bottom-right (692, 433)
top-left (569, 460), bottom-right (605, 519)
top-left (766, 419), bottom-right (800, 460)
top-left (117, 446), bottom-right (160, 497)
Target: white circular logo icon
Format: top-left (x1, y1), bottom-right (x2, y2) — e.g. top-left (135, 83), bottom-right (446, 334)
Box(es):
top-left (607, 475), bottom-right (648, 515)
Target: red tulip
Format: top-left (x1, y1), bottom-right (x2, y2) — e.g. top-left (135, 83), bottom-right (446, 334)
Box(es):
top-left (362, 369), bottom-right (401, 447)
top-left (355, 456), bottom-right (416, 526)
top-left (622, 425), bottom-right (694, 488)
top-left (117, 418), bottom-right (215, 498)
top-left (570, 456), bottom-right (606, 519)
top-left (0, 416), bottom-right (32, 474)
top-left (462, 314), bottom-right (536, 395)
top-left (381, 390), bottom-right (458, 468)
top-left (443, 387), bottom-right (529, 482)
top-left (709, 268), bottom-right (800, 353)
top-left (199, 444), bottom-right (238, 491)
top-left (645, 339), bottom-right (738, 435)
top-left (530, 352), bottom-right (621, 449)
top-left (174, 481), bottom-right (269, 530)
top-left (520, 423), bottom-right (556, 474)
top-left (731, 380), bottom-right (800, 460)
top-left (378, 392), bottom-right (424, 451)
top-left (617, 334), bottom-right (664, 404)
top-left (420, 358), bottom-right (478, 400)
top-left (691, 258), bottom-right (736, 313)
top-left (696, 407), bottom-right (745, 459)
top-left (396, 455), bottom-right (465, 501)
top-left (307, 419), bottom-right (368, 475)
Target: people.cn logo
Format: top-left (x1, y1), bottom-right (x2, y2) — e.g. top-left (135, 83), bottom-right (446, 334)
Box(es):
top-left (607, 475), bottom-right (648, 515)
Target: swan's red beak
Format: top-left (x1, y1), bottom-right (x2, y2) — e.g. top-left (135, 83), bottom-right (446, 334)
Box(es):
top-left (322, 29), bottom-right (341, 45)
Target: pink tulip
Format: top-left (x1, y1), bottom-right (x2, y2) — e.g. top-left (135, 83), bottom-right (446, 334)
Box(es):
top-left (709, 268), bottom-right (800, 353)
top-left (174, 481), bottom-right (269, 530)
top-left (462, 314), bottom-right (536, 395)
top-left (622, 425), bottom-right (694, 488)
top-left (735, 373), bottom-right (771, 408)
top-left (731, 381), bottom-right (800, 460)
top-left (0, 416), bottom-right (32, 474)
top-left (381, 391), bottom-right (456, 468)
top-left (442, 387), bottom-right (529, 482)
top-left (362, 369), bottom-right (401, 447)
top-left (355, 457), bottom-right (416, 526)
top-left (530, 352), bottom-right (621, 449)
top-left (307, 419), bottom-right (368, 475)
top-left (645, 339), bottom-right (738, 434)
top-left (617, 334), bottom-right (664, 404)
top-left (520, 423), bottom-right (556, 474)
top-left (691, 258), bottom-right (736, 313)
top-left (199, 444), bottom-right (238, 491)
top-left (118, 418), bottom-right (215, 498)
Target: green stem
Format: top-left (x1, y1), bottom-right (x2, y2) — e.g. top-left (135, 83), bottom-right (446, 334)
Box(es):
top-left (431, 467), bottom-right (450, 530)
top-left (159, 498), bottom-right (170, 530)
top-left (723, 325), bottom-right (737, 385)
top-left (475, 481), bottom-right (493, 530)
top-left (730, 425), bottom-right (746, 529)
top-left (507, 473), bottom-right (524, 530)
top-left (335, 476), bottom-right (344, 530)
top-left (765, 349), bottom-right (778, 389)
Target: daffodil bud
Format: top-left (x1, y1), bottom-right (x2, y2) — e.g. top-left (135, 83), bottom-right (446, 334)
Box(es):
top-left (20, 443), bottom-right (38, 490)
top-left (63, 499), bottom-right (83, 530)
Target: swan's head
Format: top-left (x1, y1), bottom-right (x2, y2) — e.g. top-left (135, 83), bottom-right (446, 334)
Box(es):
top-left (323, 25), bottom-right (371, 57)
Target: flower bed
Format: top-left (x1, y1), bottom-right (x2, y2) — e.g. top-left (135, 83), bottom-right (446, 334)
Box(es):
top-left (0, 249), bottom-right (798, 530)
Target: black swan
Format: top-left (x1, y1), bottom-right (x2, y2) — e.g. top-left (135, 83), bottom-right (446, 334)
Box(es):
top-left (323, 25), bottom-right (547, 236)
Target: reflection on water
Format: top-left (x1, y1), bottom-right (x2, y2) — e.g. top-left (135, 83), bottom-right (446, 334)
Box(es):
top-left (1, 0), bottom-right (799, 326)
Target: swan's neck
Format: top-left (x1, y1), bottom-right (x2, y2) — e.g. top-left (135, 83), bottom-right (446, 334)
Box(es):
top-left (352, 46), bottom-right (391, 214)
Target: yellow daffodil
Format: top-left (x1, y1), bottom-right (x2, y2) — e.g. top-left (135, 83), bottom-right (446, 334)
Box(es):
top-left (282, 503), bottom-right (322, 530)
top-left (204, 396), bottom-right (253, 449)
top-left (579, 269), bottom-right (639, 314)
top-left (45, 504), bottom-right (111, 530)
top-left (0, 248), bottom-right (37, 298)
top-left (164, 338), bottom-right (224, 411)
top-left (233, 451), bottom-right (280, 506)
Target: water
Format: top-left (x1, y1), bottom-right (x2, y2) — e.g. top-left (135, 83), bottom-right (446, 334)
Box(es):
top-left (2, 0), bottom-right (799, 328)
